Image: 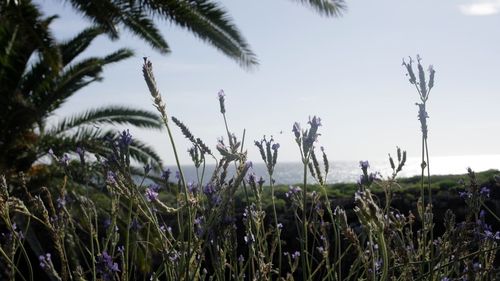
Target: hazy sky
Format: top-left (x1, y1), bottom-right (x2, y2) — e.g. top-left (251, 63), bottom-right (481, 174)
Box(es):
top-left (39, 0), bottom-right (500, 165)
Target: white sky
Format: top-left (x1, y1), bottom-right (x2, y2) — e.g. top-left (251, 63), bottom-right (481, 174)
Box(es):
top-left (38, 0), bottom-right (500, 165)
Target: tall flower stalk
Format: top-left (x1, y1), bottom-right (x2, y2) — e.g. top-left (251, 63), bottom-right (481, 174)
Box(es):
top-left (142, 58), bottom-right (193, 279)
top-left (292, 116), bottom-right (322, 280)
top-left (402, 55), bottom-right (436, 278)
top-left (254, 136), bottom-right (282, 277)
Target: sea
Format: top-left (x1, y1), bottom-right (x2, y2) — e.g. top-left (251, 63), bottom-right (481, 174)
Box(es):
top-left (165, 155), bottom-right (500, 185)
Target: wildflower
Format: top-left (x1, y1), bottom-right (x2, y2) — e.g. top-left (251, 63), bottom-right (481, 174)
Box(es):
top-left (402, 57), bottom-right (417, 85)
top-left (118, 129), bottom-right (133, 148)
top-left (56, 196), bottom-right (66, 209)
top-left (459, 191), bottom-right (471, 199)
top-left (257, 176), bottom-right (265, 186)
top-left (292, 122), bottom-right (301, 139)
top-left (308, 116), bottom-right (322, 127)
top-left (169, 251), bottom-right (180, 263)
top-left (359, 161), bottom-right (370, 170)
top-left (60, 154), bottom-right (70, 167)
top-left (143, 164), bottom-right (151, 174)
top-left (238, 255), bottom-right (245, 263)
top-left (203, 183), bottom-right (215, 196)
top-left (161, 168), bottom-right (171, 181)
top-left (117, 245), bottom-right (124, 254)
top-left (428, 65), bottom-right (436, 90)
top-left (187, 182), bottom-right (198, 194)
top-left (106, 171), bottom-right (117, 185)
top-left (194, 217), bottom-right (205, 237)
top-left (480, 186), bottom-right (490, 198)
top-left (97, 251), bottom-right (120, 281)
top-left (149, 183), bottom-right (161, 192)
top-left (218, 90), bottom-right (226, 114)
top-left (76, 146), bottom-right (85, 164)
top-left (277, 223), bottom-right (283, 229)
top-left (317, 246), bottom-right (325, 255)
top-left (145, 187), bottom-right (159, 202)
top-left (285, 185), bottom-right (301, 198)
top-left (291, 251), bottom-right (300, 260)
top-left (39, 253), bottom-right (52, 269)
top-left (244, 233), bottom-right (255, 244)
top-left (10, 223), bottom-right (24, 240)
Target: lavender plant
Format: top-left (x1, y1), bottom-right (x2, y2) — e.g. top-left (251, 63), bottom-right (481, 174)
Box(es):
top-left (0, 57), bottom-right (499, 281)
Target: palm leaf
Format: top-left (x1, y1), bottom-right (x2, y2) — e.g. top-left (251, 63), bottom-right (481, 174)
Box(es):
top-left (290, 0), bottom-right (346, 17)
top-left (145, 0), bottom-right (258, 68)
top-left (37, 48), bottom-right (134, 114)
top-left (48, 106), bottom-right (163, 135)
top-left (59, 26), bottom-right (105, 65)
top-left (118, 2), bottom-right (170, 53)
top-left (38, 127), bottom-right (163, 168)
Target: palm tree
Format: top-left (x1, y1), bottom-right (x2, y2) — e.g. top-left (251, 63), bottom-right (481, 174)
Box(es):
top-left (0, 0), bottom-right (163, 182)
top-left (5, 0), bottom-right (346, 69)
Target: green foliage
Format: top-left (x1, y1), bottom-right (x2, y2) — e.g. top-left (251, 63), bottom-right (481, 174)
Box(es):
top-left (0, 1), bottom-right (163, 181)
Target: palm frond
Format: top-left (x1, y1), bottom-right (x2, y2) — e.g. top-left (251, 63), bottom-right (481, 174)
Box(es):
top-left (290, 0), bottom-right (346, 17)
top-left (38, 127), bottom-right (162, 168)
top-left (119, 2), bottom-right (170, 53)
top-left (36, 48), bottom-right (133, 114)
top-left (66, 0), bottom-right (122, 38)
top-left (128, 138), bottom-right (163, 171)
top-left (48, 106), bottom-right (163, 135)
top-left (59, 26), bottom-right (104, 65)
top-left (146, 0), bottom-right (257, 68)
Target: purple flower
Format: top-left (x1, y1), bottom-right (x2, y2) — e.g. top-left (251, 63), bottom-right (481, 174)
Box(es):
top-left (238, 255), bottom-right (245, 263)
top-left (143, 164), bottom-right (151, 174)
top-left (161, 168), bottom-right (171, 181)
top-left (56, 196), bottom-right (66, 209)
top-left (39, 253), bottom-right (51, 269)
top-left (117, 245), bottom-right (124, 254)
top-left (285, 185), bottom-right (301, 198)
top-left (145, 187), bottom-right (158, 202)
top-left (169, 251), bottom-right (180, 263)
top-left (308, 116), bottom-right (322, 127)
top-left (359, 161), bottom-right (370, 170)
top-left (97, 251), bottom-right (120, 281)
top-left (257, 176), bottom-right (265, 186)
top-left (76, 146), bottom-right (85, 164)
top-left (118, 129), bottom-right (133, 148)
top-left (480, 186), bottom-right (490, 198)
top-left (106, 171), bottom-right (116, 185)
top-left (60, 154), bottom-right (70, 167)
top-left (291, 251), bottom-right (300, 260)
top-left (292, 122), bottom-right (301, 139)
top-left (218, 90), bottom-right (226, 114)
top-left (203, 183), bottom-right (215, 196)
top-left (187, 182), bottom-right (198, 194)
top-left (459, 191), bottom-right (471, 199)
